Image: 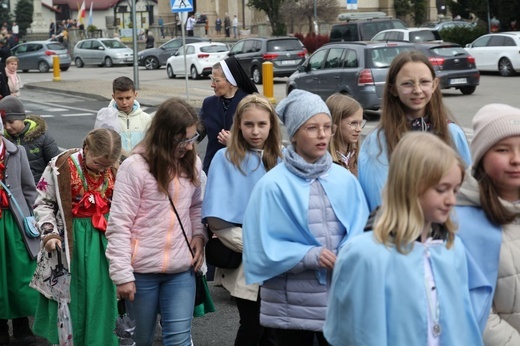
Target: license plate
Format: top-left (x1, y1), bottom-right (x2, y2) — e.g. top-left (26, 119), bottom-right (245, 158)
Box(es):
top-left (450, 78), bottom-right (467, 85)
top-left (281, 60), bottom-right (298, 65)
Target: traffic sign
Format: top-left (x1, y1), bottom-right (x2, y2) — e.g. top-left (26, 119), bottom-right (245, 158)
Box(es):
top-left (346, 0), bottom-right (358, 10)
top-left (171, 0), bottom-right (193, 13)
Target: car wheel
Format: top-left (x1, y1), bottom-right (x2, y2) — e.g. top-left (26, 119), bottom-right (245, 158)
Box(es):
top-left (167, 65), bottom-right (176, 79)
top-left (499, 57), bottom-right (515, 76)
top-left (190, 65), bottom-right (200, 80)
top-left (104, 57), bottom-right (114, 68)
top-left (75, 57), bottom-right (84, 68)
top-left (38, 61), bottom-right (50, 73)
top-left (252, 66), bottom-right (262, 84)
top-left (60, 66), bottom-right (69, 72)
top-left (144, 56), bottom-right (159, 70)
top-left (459, 86), bottom-right (476, 95)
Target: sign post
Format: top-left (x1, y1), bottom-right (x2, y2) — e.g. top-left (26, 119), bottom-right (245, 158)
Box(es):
top-left (171, 0), bottom-right (193, 101)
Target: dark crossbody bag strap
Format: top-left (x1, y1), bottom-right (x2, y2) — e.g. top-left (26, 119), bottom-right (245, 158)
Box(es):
top-left (168, 196), bottom-right (194, 259)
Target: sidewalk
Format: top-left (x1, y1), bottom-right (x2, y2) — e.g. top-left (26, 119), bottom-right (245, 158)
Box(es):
top-left (24, 79), bottom-right (210, 108)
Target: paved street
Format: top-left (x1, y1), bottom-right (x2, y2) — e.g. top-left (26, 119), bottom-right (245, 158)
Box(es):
top-left (10, 65), bottom-right (520, 345)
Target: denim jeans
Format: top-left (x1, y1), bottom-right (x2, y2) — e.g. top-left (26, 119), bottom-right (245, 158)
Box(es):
top-left (127, 270), bottom-right (195, 346)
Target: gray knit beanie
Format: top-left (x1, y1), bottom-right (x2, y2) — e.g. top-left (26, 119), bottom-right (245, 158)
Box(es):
top-left (0, 96), bottom-right (26, 121)
top-left (276, 90), bottom-right (331, 138)
top-left (471, 103), bottom-right (520, 166)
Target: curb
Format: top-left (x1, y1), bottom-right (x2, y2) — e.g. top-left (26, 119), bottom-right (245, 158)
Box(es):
top-left (24, 84), bottom-right (111, 102)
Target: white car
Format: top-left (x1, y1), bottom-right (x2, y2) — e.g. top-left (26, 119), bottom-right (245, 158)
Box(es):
top-left (166, 42), bottom-right (229, 80)
top-left (371, 28), bottom-right (442, 43)
top-left (465, 32), bottom-right (520, 76)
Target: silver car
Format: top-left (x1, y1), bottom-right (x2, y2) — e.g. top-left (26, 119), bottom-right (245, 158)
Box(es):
top-left (73, 38), bottom-right (133, 68)
top-left (11, 41), bottom-right (71, 73)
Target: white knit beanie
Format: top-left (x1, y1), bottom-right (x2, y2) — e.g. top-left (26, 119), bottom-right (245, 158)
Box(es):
top-left (471, 103), bottom-right (520, 166)
top-left (276, 90), bottom-right (331, 138)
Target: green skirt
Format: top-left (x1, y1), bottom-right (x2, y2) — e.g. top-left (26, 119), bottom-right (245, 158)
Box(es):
top-left (32, 217), bottom-right (118, 346)
top-left (0, 210), bottom-right (38, 319)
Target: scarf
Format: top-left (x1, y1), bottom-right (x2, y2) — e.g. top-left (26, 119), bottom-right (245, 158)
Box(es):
top-left (5, 68), bottom-right (19, 95)
top-left (284, 144), bottom-right (332, 180)
top-left (0, 144), bottom-right (8, 215)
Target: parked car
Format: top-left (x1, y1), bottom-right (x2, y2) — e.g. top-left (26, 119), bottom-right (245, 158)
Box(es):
top-left (11, 41), bottom-right (71, 73)
top-left (414, 42), bottom-right (480, 95)
top-left (465, 32), bottom-right (520, 76)
top-left (227, 37), bottom-right (307, 84)
top-left (286, 41), bottom-right (416, 110)
top-left (138, 37), bottom-right (209, 70)
top-left (424, 20), bottom-right (476, 31)
top-left (371, 28), bottom-right (442, 43)
top-left (73, 38), bottom-right (133, 68)
top-left (330, 13), bottom-right (407, 42)
top-left (166, 42), bottom-right (229, 79)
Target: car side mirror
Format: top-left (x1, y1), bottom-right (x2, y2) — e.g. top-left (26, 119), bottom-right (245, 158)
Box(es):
top-left (98, 46), bottom-right (105, 50)
top-left (297, 65), bottom-right (306, 73)
top-left (465, 43), bottom-right (471, 48)
top-left (228, 51), bottom-right (235, 56)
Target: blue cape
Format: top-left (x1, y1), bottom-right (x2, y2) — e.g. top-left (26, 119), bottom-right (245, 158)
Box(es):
top-left (324, 232), bottom-right (483, 346)
top-left (358, 124), bottom-right (472, 212)
top-left (242, 162), bottom-right (369, 285)
top-left (454, 206), bottom-right (502, 333)
top-left (202, 149), bottom-right (267, 224)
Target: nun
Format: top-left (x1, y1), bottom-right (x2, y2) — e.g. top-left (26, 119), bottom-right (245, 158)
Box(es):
top-left (198, 56), bottom-right (258, 174)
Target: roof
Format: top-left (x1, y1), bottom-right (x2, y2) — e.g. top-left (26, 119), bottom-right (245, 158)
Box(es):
top-left (52, 0), bottom-right (156, 11)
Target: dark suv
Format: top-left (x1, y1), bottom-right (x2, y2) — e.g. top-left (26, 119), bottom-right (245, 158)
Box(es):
top-left (286, 41), bottom-right (416, 110)
top-left (228, 37), bottom-right (307, 84)
top-left (330, 16), bottom-right (407, 42)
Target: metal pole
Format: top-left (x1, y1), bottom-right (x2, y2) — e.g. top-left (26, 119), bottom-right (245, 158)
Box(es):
top-left (487, 0), bottom-right (491, 34)
top-left (132, 0), bottom-right (139, 89)
top-left (180, 12), bottom-right (189, 102)
top-left (313, 0), bottom-right (318, 34)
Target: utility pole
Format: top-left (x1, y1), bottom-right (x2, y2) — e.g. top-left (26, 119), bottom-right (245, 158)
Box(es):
top-left (313, 0), bottom-right (318, 33)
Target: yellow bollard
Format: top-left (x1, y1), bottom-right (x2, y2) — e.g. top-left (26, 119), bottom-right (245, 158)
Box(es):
top-left (52, 55), bottom-right (61, 82)
top-left (262, 62), bottom-right (276, 104)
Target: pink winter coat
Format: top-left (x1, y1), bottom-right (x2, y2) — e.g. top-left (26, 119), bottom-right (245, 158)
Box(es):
top-left (105, 151), bottom-right (207, 286)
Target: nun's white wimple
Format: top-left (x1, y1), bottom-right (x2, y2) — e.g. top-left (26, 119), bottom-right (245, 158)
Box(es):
top-left (219, 60), bottom-right (237, 87)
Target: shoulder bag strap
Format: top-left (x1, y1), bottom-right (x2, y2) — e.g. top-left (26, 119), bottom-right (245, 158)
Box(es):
top-left (0, 180), bottom-right (28, 217)
top-left (168, 196), bottom-right (194, 259)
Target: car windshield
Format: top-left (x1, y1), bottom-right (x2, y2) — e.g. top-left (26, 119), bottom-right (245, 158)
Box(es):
top-left (266, 40), bottom-right (301, 52)
top-left (430, 46), bottom-right (467, 56)
top-left (200, 45), bottom-right (228, 53)
top-left (101, 40), bottom-right (127, 49)
top-left (47, 43), bottom-right (66, 50)
top-left (369, 46), bottom-right (414, 67)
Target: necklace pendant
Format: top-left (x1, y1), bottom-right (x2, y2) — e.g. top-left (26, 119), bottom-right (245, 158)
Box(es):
top-left (433, 323), bottom-right (441, 337)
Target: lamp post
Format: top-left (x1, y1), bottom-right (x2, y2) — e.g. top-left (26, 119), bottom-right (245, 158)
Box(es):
top-left (313, 0), bottom-right (318, 34)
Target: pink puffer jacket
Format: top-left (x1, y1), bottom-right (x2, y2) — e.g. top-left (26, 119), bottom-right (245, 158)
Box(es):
top-left (106, 151), bottom-right (206, 286)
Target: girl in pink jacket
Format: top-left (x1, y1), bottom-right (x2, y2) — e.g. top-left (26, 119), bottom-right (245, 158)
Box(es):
top-left (106, 97), bottom-right (207, 346)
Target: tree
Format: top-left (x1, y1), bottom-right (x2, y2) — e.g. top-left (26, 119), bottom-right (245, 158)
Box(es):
top-left (394, 0), bottom-right (412, 20)
top-left (411, 0), bottom-right (428, 26)
top-left (15, 0), bottom-right (33, 36)
top-left (0, 0), bottom-right (11, 27)
top-left (281, 0), bottom-right (338, 34)
top-left (247, 0), bottom-right (287, 35)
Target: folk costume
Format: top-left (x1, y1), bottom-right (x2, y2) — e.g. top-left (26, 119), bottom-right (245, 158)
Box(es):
top-left (31, 149), bottom-right (118, 345)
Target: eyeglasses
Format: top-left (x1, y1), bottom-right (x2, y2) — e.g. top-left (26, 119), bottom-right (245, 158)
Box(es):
top-left (303, 124), bottom-right (337, 138)
top-left (174, 132), bottom-right (200, 148)
top-left (209, 75), bottom-right (227, 84)
top-left (398, 80), bottom-right (434, 94)
top-left (345, 119), bottom-right (367, 130)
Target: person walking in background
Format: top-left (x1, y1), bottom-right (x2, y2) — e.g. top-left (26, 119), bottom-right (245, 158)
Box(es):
top-left (198, 56), bottom-right (258, 174)
top-left (31, 128), bottom-right (121, 346)
top-left (456, 104), bottom-right (520, 344)
top-left (224, 13), bottom-right (231, 38)
top-left (0, 117), bottom-right (38, 346)
top-left (358, 51), bottom-right (471, 212)
top-left (243, 90), bottom-right (369, 346)
top-left (4, 56), bottom-right (22, 97)
top-left (203, 94), bottom-right (282, 346)
top-left (0, 96), bottom-right (60, 183)
top-left (0, 38), bottom-right (12, 98)
top-left (232, 15), bottom-right (238, 38)
top-left (94, 76), bottom-right (151, 158)
top-left (324, 132), bottom-right (483, 346)
top-left (106, 98), bottom-right (208, 346)
top-left (158, 16), bottom-right (164, 38)
top-left (186, 14), bottom-right (196, 37)
top-left (145, 29), bottom-right (154, 49)
top-left (215, 16), bottom-right (222, 36)
top-left (326, 93), bottom-right (365, 176)
top-left (49, 20), bottom-right (55, 38)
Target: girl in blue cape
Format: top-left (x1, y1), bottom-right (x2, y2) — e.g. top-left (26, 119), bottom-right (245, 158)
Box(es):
top-left (324, 132), bottom-right (483, 346)
top-left (202, 94), bottom-right (282, 345)
top-left (358, 51), bottom-right (471, 212)
top-left (455, 104), bottom-right (520, 345)
top-left (242, 89), bottom-right (369, 346)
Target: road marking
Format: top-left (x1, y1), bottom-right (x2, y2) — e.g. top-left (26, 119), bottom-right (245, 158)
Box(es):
top-left (21, 99), bottom-right (100, 113)
top-left (40, 115), bottom-right (55, 118)
top-left (60, 113), bottom-right (93, 117)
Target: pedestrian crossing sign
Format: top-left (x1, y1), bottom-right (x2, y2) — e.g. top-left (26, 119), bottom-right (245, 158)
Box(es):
top-left (171, 0), bottom-right (193, 13)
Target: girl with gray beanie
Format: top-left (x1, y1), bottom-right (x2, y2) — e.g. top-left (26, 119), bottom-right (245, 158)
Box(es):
top-left (242, 90), bottom-right (369, 345)
top-left (455, 103), bottom-right (520, 345)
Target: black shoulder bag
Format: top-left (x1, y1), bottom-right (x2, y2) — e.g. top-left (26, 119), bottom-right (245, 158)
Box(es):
top-left (168, 196), bottom-right (206, 307)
